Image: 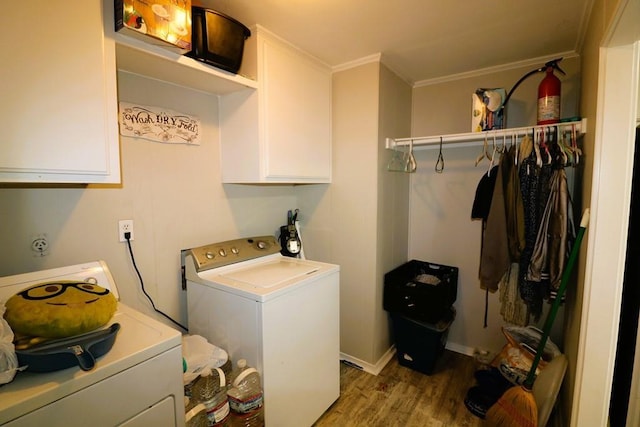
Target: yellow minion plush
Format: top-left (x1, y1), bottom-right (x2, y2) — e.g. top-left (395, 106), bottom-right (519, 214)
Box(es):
top-left (3, 281), bottom-right (117, 339)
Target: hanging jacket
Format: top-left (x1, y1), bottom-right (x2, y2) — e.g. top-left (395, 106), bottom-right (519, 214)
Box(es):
top-left (527, 167), bottom-right (575, 290)
top-left (479, 154), bottom-right (510, 291)
top-left (518, 148), bottom-right (553, 318)
top-left (502, 145), bottom-right (526, 261)
top-left (471, 166), bottom-right (499, 221)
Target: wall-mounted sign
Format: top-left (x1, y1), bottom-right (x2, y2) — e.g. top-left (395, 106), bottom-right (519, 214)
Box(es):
top-left (118, 102), bottom-right (201, 145)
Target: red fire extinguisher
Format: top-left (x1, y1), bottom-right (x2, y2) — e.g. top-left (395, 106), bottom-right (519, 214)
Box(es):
top-left (537, 60), bottom-right (565, 125)
top-left (501, 58), bottom-right (566, 128)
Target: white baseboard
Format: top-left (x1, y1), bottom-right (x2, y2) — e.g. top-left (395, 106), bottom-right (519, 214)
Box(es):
top-left (340, 346), bottom-right (396, 375)
top-left (446, 341), bottom-right (476, 357)
top-left (340, 341), bottom-right (476, 376)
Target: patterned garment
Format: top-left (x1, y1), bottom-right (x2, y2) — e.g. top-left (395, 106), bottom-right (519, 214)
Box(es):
top-left (518, 149), bottom-right (553, 318)
top-left (499, 263), bottom-right (529, 326)
top-left (527, 168), bottom-right (575, 291)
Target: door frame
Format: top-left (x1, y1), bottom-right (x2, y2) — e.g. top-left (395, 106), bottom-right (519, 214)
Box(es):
top-left (571, 0), bottom-right (640, 425)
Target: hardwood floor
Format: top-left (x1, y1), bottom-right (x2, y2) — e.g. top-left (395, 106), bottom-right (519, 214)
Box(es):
top-left (314, 350), bottom-right (484, 427)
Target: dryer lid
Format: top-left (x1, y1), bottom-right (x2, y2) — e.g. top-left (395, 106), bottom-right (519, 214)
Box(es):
top-left (0, 260), bottom-right (119, 302)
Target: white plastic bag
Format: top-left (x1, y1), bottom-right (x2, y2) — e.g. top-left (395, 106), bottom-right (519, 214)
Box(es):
top-left (0, 302), bottom-right (20, 384)
top-left (182, 335), bottom-right (229, 385)
top-left (493, 325), bottom-right (562, 385)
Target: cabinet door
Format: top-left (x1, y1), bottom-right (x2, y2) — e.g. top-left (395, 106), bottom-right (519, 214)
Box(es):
top-left (0, 1), bottom-right (120, 183)
top-left (261, 38), bottom-right (332, 181)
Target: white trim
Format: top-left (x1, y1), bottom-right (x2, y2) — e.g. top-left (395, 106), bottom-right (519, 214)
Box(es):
top-left (332, 53), bottom-right (383, 73)
top-left (340, 342), bottom-right (477, 377)
top-left (445, 341), bottom-right (475, 357)
top-left (340, 346), bottom-right (396, 376)
top-left (332, 53), bottom-right (413, 87)
top-left (574, 0), bottom-right (597, 54)
top-left (571, 9), bottom-right (640, 425)
top-left (624, 40), bottom-right (640, 427)
top-left (252, 24), bottom-right (332, 69)
top-left (333, 50), bottom-right (582, 90)
top-left (413, 51), bottom-right (579, 88)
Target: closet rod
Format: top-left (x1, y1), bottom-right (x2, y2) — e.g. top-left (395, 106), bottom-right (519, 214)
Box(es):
top-left (386, 118), bottom-right (587, 151)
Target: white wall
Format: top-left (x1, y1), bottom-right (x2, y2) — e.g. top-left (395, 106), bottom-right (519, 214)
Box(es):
top-left (0, 72), bottom-right (297, 329)
top-left (407, 57), bottom-right (581, 355)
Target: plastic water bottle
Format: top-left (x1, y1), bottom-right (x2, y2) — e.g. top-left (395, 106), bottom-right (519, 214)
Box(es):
top-left (227, 359), bottom-right (265, 427)
top-left (191, 367), bottom-right (231, 426)
top-left (185, 397), bottom-right (208, 427)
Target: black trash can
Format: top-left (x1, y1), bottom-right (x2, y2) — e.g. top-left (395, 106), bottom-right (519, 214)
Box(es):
top-left (384, 260), bottom-right (459, 375)
top-left (390, 307), bottom-right (456, 375)
top-left (383, 260), bottom-right (458, 323)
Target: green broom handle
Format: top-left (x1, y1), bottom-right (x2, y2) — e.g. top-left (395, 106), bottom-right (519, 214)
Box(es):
top-left (524, 209), bottom-right (590, 388)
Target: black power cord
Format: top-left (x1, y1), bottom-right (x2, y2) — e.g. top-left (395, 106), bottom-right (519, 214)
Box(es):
top-left (124, 232), bottom-right (188, 332)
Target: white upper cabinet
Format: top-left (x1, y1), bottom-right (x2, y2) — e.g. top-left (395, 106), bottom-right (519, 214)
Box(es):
top-left (220, 26), bottom-right (332, 183)
top-left (0, 1), bottom-right (120, 183)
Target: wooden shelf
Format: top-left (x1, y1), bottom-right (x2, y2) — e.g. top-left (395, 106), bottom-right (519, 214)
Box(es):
top-left (114, 32), bottom-right (257, 95)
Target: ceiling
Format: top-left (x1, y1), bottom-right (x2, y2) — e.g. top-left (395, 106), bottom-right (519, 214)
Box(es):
top-left (198, 0), bottom-right (593, 85)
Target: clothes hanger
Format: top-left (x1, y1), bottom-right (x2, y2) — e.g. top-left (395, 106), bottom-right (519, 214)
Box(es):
top-left (435, 137), bottom-right (444, 173)
top-left (513, 131), bottom-right (519, 166)
top-left (405, 138), bottom-right (417, 173)
top-left (387, 139), bottom-right (407, 172)
top-left (557, 129), bottom-right (570, 166)
top-left (475, 134), bottom-right (492, 166)
top-left (534, 129), bottom-right (543, 168)
top-left (475, 134), bottom-right (497, 176)
top-left (540, 128), bottom-right (552, 165)
top-left (548, 127), bottom-right (554, 164)
top-left (571, 124), bottom-right (582, 165)
top-left (487, 134), bottom-right (498, 176)
top-left (518, 133), bottom-right (533, 166)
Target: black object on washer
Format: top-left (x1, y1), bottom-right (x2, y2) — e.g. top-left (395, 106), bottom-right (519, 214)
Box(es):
top-left (16, 323), bottom-right (120, 372)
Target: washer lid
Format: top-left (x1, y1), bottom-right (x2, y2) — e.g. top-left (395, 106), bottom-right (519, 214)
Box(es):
top-left (189, 254), bottom-right (340, 302)
top-left (220, 258), bottom-right (320, 288)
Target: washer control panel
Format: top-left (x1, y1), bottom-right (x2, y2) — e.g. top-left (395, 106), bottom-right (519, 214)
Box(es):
top-left (188, 236), bottom-right (281, 272)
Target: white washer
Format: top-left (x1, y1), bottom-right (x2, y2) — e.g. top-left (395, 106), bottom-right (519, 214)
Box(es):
top-left (185, 236), bottom-right (340, 427)
top-left (0, 261), bottom-right (184, 427)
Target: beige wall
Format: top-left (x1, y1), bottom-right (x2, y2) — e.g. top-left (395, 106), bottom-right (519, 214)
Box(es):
top-left (295, 61), bottom-right (380, 364)
top-left (376, 64), bottom-right (412, 361)
top-left (412, 57), bottom-right (581, 136)
top-left (328, 61), bottom-right (380, 362)
top-left (0, 72), bottom-right (297, 327)
top-left (296, 60), bottom-right (411, 368)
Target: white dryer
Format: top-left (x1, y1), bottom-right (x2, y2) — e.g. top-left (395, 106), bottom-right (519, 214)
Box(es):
top-left (185, 236), bottom-right (340, 427)
top-left (0, 261), bottom-right (184, 427)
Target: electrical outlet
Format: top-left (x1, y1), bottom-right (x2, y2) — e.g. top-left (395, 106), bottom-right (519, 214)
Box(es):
top-left (31, 234), bottom-right (49, 257)
top-left (118, 219), bottom-right (134, 242)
